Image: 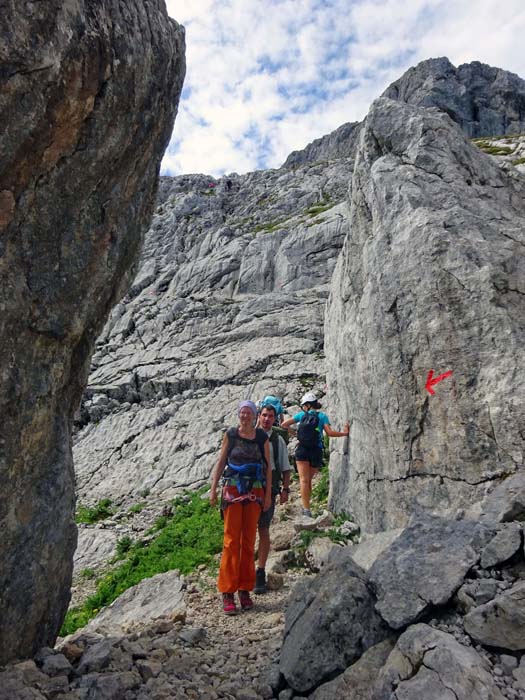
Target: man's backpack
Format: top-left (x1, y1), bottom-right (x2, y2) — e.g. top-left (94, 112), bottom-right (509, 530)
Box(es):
top-left (297, 411), bottom-right (320, 449)
top-left (272, 424), bottom-right (289, 445)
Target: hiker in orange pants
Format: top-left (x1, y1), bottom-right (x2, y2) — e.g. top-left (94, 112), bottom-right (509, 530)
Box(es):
top-left (217, 486), bottom-right (264, 593)
top-left (210, 400), bottom-right (271, 614)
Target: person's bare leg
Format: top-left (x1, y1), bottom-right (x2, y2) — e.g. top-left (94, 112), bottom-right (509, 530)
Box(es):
top-left (296, 460), bottom-right (313, 510)
top-left (257, 526), bottom-right (271, 569)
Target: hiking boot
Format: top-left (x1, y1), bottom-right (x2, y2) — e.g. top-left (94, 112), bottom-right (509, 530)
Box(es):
top-left (222, 593), bottom-right (237, 615)
top-left (254, 567), bottom-right (267, 594)
top-left (302, 508), bottom-right (313, 518)
top-left (238, 590), bottom-right (254, 610)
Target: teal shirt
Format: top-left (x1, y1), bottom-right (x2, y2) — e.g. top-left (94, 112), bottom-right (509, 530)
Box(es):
top-left (293, 410), bottom-right (330, 449)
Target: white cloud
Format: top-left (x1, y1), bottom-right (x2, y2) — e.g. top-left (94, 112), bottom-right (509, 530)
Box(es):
top-left (162, 0), bottom-right (525, 177)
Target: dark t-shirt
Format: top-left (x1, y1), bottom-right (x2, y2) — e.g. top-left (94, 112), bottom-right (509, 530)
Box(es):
top-left (225, 427), bottom-right (267, 468)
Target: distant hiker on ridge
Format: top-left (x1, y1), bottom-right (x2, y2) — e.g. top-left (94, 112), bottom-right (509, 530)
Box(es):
top-left (281, 392), bottom-right (349, 518)
top-left (210, 400), bottom-right (272, 615)
top-left (254, 396), bottom-right (292, 594)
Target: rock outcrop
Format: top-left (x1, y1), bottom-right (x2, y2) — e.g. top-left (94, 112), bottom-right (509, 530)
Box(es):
top-left (326, 95), bottom-right (525, 532)
top-left (279, 479), bottom-right (525, 698)
top-left (283, 121), bottom-right (362, 168)
top-left (0, 0), bottom-right (185, 664)
top-left (383, 57), bottom-right (525, 136)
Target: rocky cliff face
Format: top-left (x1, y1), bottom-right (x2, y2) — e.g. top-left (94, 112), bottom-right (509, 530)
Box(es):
top-left (74, 59), bottom-right (525, 532)
top-left (283, 121), bottom-right (362, 168)
top-left (73, 158), bottom-right (352, 504)
top-left (0, 0), bottom-right (185, 664)
top-left (325, 96), bottom-right (525, 533)
top-left (383, 57), bottom-right (525, 136)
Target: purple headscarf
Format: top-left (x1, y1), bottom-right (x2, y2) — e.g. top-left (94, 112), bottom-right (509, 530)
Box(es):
top-left (238, 400), bottom-right (257, 417)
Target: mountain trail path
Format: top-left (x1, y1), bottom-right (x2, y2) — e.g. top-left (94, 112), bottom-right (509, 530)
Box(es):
top-left (167, 488), bottom-right (313, 700)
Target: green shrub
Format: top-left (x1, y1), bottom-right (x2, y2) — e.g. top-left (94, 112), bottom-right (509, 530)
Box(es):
top-left (76, 498), bottom-right (114, 524)
top-left (128, 502), bottom-right (146, 514)
top-left (80, 568), bottom-right (96, 580)
top-left (61, 490), bottom-right (223, 636)
top-left (512, 157), bottom-right (525, 166)
top-left (115, 536), bottom-right (133, 559)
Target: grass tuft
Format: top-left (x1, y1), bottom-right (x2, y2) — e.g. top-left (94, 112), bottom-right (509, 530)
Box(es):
top-left (76, 498), bottom-right (114, 524)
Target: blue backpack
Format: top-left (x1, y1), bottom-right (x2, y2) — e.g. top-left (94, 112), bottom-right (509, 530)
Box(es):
top-left (297, 411), bottom-right (320, 448)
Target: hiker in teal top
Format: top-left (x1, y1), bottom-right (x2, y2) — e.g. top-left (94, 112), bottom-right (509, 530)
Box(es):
top-left (281, 392), bottom-right (349, 518)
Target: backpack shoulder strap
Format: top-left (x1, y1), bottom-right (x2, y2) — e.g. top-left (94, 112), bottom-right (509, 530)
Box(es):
top-left (255, 428), bottom-right (269, 464)
top-left (269, 431), bottom-right (281, 471)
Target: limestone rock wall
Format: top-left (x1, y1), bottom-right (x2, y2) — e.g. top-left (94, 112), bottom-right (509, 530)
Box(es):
top-left (325, 96), bottom-right (525, 533)
top-left (283, 121), bottom-right (362, 169)
top-left (73, 160), bottom-right (352, 504)
top-left (0, 0), bottom-right (185, 663)
top-left (383, 57), bottom-right (525, 136)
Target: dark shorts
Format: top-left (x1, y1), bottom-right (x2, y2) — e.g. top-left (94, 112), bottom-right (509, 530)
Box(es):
top-left (295, 444), bottom-right (324, 468)
top-left (258, 495), bottom-right (276, 529)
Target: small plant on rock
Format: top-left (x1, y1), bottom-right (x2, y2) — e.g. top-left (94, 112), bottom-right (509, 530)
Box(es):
top-left (115, 536), bottom-right (133, 559)
top-left (76, 498), bottom-right (114, 524)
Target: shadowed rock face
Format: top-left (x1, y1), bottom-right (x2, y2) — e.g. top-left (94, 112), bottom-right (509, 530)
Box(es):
top-left (325, 97), bottom-right (525, 533)
top-left (0, 0), bottom-right (185, 663)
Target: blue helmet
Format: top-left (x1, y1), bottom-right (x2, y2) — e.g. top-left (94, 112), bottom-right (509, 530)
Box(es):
top-left (258, 395), bottom-right (283, 416)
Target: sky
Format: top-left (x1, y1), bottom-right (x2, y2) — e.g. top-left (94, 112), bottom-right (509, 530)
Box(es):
top-left (162, 0), bottom-right (525, 177)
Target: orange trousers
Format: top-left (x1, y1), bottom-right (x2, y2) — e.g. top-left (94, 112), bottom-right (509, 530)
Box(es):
top-left (217, 487), bottom-right (263, 593)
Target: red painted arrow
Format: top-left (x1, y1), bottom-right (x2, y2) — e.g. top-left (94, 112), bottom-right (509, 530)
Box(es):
top-left (426, 369), bottom-right (453, 395)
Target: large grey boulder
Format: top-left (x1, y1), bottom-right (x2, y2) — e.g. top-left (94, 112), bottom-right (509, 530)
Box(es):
top-left (480, 522), bottom-right (522, 569)
top-left (0, 0), bottom-right (185, 663)
top-left (473, 471), bottom-right (525, 523)
top-left (374, 624), bottom-right (505, 700)
top-left (280, 553), bottom-right (388, 693)
top-left (368, 512), bottom-right (495, 629)
top-left (464, 580), bottom-right (525, 650)
top-left (346, 529), bottom-right (403, 572)
top-left (383, 56), bottom-right (525, 136)
top-left (309, 639), bottom-right (394, 700)
top-left (84, 570), bottom-right (185, 636)
top-left (326, 93), bottom-right (525, 533)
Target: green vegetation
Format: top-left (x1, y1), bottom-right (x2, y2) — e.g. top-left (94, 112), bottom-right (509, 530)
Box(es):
top-left (295, 525), bottom-right (352, 560)
top-left (304, 192), bottom-right (335, 218)
top-left (115, 536), bottom-right (133, 559)
top-left (298, 375), bottom-right (315, 388)
top-left (311, 464), bottom-right (330, 513)
top-left (512, 157), bottom-right (525, 166)
top-left (128, 502), bottom-right (146, 515)
top-left (471, 138), bottom-right (516, 156)
top-left (80, 568), bottom-right (96, 580)
top-left (305, 201), bottom-right (335, 216)
top-left (62, 490), bottom-right (223, 635)
top-left (253, 218), bottom-right (288, 233)
top-left (481, 145), bottom-right (514, 156)
top-left (76, 498), bottom-right (114, 524)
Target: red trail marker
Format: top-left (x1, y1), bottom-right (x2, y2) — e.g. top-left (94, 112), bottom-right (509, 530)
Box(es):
top-left (426, 369), bottom-right (453, 395)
